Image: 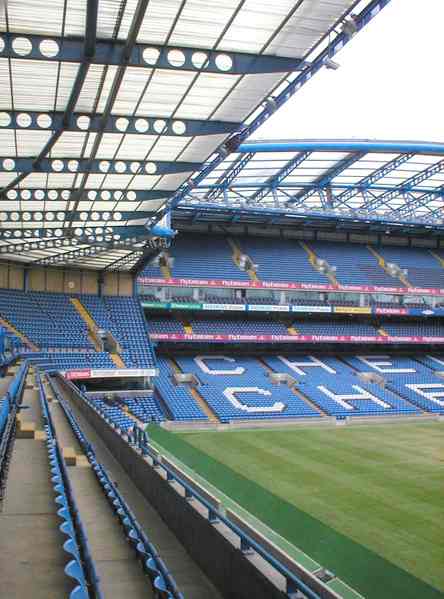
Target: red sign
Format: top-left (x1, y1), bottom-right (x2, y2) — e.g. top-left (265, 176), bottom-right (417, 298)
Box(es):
top-left (149, 333), bottom-right (444, 344)
top-left (138, 276), bottom-right (444, 297)
top-left (65, 369), bottom-right (91, 380)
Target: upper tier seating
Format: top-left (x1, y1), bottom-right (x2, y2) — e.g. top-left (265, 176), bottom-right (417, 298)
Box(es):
top-left (310, 241), bottom-right (396, 286)
top-left (377, 246), bottom-right (444, 288)
top-left (82, 295), bottom-right (155, 368)
top-left (27, 351), bottom-right (116, 370)
top-left (239, 237), bottom-right (328, 283)
top-left (381, 321), bottom-right (444, 336)
top-left (146, 315), bottom-right (186, 335)
top-left (293, 319), bottom-right (378, 336)
top-left (190, 318), bottom-right (289, 336)
top-left (0, 289), bottom-right (92, 349)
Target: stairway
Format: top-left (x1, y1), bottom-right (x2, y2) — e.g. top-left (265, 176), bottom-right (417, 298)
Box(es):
top-left (287, 324), bottom-right (299, 335)
top-left (367, 246), bottom-right (411, 287)
top-left (227, 238), bottom-right (258, 281)
top-left (430, 250), bottom-right (444, 269)
top-left (292, 386), bottom-right (329, 416)
top-left (189, 386), bottom-right (220, 423)
top-left (160, 251), bottom-right (172, 279)
top-left (299, 241), bottom-right (338, 286)
top-left (0, 316), bottom-right (39, 351)
top-left (70, 298), bottom-right (126, 366)
top-left (378, 326), bottom-right (389, 336)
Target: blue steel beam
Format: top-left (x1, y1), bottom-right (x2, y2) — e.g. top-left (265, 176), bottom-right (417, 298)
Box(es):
top-left (0, 110), bottom-right (242, 137)
top-left (248, 152), bottom-right (311, 204)
top-left (363, 159), bottom-right (444, 211)
top-left (194, 182), bottom-right (438, 194)
top-left (144, 0), bottom-right (395, 230)
top-left (0, 158), bottom-right (200, 175)
top-left (333, 153), bottom-right (415, 207)
top-left (239, 140), bottom-right (444, 156)
top-left (0, 33), bottom-right (307, 75)
top-left (286, 152), bottom-right (365, 206)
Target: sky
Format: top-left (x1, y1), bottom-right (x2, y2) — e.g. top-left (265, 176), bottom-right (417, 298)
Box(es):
top-left (254, 0), bottom-right (444, 142)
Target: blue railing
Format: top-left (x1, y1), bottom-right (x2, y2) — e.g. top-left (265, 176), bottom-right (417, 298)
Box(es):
top-left (49, 376), bottom-right (183, 599)
top-left (76, 385), bottom-right (323, 599)
top-left (37, 371), bottom-right (103, 599)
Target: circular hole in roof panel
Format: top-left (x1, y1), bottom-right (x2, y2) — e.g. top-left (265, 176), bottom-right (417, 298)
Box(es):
top-left (153, 119), bottom-right (166, 134)
top-left (172, 120), bottom-right (186, 135)
top-left (114, 191), bottom-right (123, 200)
top-left (34, 189), bottom-right (44, 200)
top-left (130, 161), bottom-right (141, 173)
top-left (127, 191), bottom-right (136, 201)
top-left (145, 162), bottom-right (157, 174)
top-left (167, 49), bottom-right (185, 67)
top-left (143, 47), bottom-right (160, 65)
top-left (68, 160), bottom-right (79, 172)
top-left (11, 212), bottom-right (19, 221)
top-left (74, 228), bottom-right (83, 237)
top-left (113, 212), bottom-right (122, 221)
top-left (37, 114), bottom-right (52, 128)
top-left (135, 118), bottom-right (149, 133)
top-left (77, 115), bottom-right (90, 130)
top-left (61, 190), bottom-right (70, 199)
top-left (55, 228), bottom-right (63, 237)
top-left (115, 117), bottom-right (129, 132)
top-left (215, 53), bottom-right (233, 71)
top-left (192, 51), bottom-right (208, 69)
top-left (91, 212), bottom-right (100, 221)
top-left (0, 112), bottom-right (11, 127)
top-left (115, 161), bottom-right (126, 173)
top-left (99, 161), bottom-right (110, 172)
top-left (7, 190), bottom-right (17, 199)
top-left (13, 231), bottom-right (22, 237)
top-left (46, 212), bottom-right (54, 221)
top-left (95, 227), bottom-right (103, 234)
top-left (48, 190), bottom-right (58, 200)
top-left (39, 39), bottom-right (59, 58)
top-left (102, 212), bottom-right (110, 221)
top-left (101, 190), bottom-right (111, 200)
top-left (21, 190), bottom-right (31, 200)
top-left (0, 37), bottom-right (4, 53)
top-left (80, 212), bottom-right (88, 221)
top-left (17, 112), bottom-right (32, 127)
top-left (88, 190), bottom-right (97, 200)
top-left (3, 159), bottom-right (15, 171)
top-left (34, 212), bottom-right (43, 221)
top-left (52, 160), bottom-right (64, 172)
top-left (12, 37), bottom-right (32, 56)
top-left (56, 212), bottom-right (65, 221)
top-left (23, 212), bottom-right (31, 221)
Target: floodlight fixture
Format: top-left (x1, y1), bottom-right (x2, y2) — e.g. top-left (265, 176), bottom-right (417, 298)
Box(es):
top-left (324, 57), bottom-right (340, 70)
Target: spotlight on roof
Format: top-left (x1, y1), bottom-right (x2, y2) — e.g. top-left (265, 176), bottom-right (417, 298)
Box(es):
top-left (341, 15), bottom-right (359, 37)
top-left (324, 57), bottom-right (340, 70)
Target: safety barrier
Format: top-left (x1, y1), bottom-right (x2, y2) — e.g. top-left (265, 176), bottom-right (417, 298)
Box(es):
top-left (48, 376), bottom-right (183, 599)
top-left (74, 384), bottom-right (324, 599)
top-left (0, 361), bottom-right (28, 502)
top-left (37, 372), bottom-right (103, 599)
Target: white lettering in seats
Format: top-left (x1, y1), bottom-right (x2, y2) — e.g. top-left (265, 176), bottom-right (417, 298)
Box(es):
top-left (318, 385), bottom-right (390, 410)
top-left (357, 355), bottom-right (416, 374)
top-left (405, 383), bottom-right (444, 407)
top-left (277, 355), bottom-right (336, 376)
top-left (194, 355), bottom-right (245, 375)
top-left (223, 387), bottom-right (285, 413)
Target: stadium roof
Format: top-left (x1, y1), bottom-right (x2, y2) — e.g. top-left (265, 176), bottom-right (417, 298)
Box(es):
top-left (0, 0), bottom-right (390, 270)
top-left (178, 139), bottom-right (444, 232)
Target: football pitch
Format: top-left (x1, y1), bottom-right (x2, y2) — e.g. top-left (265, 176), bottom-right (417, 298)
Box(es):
top-left (150, 421), bottom-right (444, 599)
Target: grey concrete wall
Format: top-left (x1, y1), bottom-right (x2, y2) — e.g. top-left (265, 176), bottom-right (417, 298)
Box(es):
top-left (58, 377), bottom-right (287, 599)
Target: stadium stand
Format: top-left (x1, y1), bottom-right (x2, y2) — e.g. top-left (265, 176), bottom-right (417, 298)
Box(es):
top-left (377, 246), bottom-right (444, 288)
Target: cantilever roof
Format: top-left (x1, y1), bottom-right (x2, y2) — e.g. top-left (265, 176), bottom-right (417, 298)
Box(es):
top-left (0, 0), bottom-right (390, 269)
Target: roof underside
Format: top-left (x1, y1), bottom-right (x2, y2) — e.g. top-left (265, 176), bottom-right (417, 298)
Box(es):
top-left (0, 0), bottom-right (390, 270)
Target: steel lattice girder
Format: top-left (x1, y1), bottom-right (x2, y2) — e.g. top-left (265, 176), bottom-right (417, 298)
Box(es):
top-left (0, 33), bottom-right (307, 75)
top-left (333, 153), bottom-right (415, 207)
top-left (286, 152), bottom-right (365, 206)
top-left (363, 159), bottom-right (444, 211)
top-left (0, 110), bottom-right (242, 138)
top-left (0, 157), bottom-right (200, 176)
top-left (205, 152), bottom-right (255, 201)
top-left (248, 152), bottom-right (311, 204)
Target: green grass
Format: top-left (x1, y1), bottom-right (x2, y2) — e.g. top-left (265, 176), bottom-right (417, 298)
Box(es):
top-left (150, 421), bottom-right (444, 599)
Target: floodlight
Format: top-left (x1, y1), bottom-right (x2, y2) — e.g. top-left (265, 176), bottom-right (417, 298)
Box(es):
top-left (341, 15), bottom-right (358, 37)
top-left (324, 57), bottom-right (340, 70)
